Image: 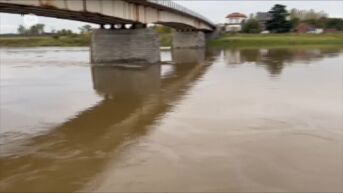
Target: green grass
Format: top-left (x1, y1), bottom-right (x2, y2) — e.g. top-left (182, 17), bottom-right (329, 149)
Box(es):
top-left (1, 33), bottom-right (342, 48)
top-left (159, 33), bottom-right (172, 47)
top-left (0, 33), bottom-right (173, 47)
top-left (208, 33), bottom-right (343, 48)
top-left (0, 35), bottom-right (90, 47)
top-left (0, 34), bottom-right (172, 47)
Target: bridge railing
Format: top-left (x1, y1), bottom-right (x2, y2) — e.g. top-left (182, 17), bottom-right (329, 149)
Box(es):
top-left (147, 0), bottom-right (215, 26)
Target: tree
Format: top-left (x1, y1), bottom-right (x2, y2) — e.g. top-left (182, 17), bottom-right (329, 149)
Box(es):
top-left (242, 19), bottom-right (262, 33)
top-left (17, 24), bottom-right (45, 35)
top-left (28, 25), bottom-right (39, 35)
top-left (56, 29), bottom-right (74, 36)
top-left (79, 25), bottom-right (93, 34)
top-left (325, 18), bottom-right (343, 31)
top-left (35, 24), bottom-right (45, 34)
top-left (29, 24), bottom-right (44, 35)
top-left (289, 8), bottom-right (330, 30)
top-left (17, 25), bottom-right (27, 35)
top-left (289, 8), bottom-right (328, 21)
top-left (153, 25), bottom-right (172, 34)
top-left (303, 18), bottom-right (326, 28)
top-left (290, 17), bottom-right (300, 31)
top-left (266, 4), bottom-right (292, 33)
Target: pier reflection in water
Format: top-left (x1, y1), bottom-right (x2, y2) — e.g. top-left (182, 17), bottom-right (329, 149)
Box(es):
top-left (0, 46), bottom-right (342, 192)
top-left (0, 48), bottom-right (217, 192)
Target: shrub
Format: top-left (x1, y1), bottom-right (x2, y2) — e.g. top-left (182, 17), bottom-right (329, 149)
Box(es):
top-left (242, 19), bottom-right (262, 33)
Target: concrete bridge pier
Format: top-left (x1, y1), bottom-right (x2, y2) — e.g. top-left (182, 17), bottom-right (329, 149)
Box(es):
top-left (172, 30), bottom-right (206, 49)
top-left (91, 28), bottom-right (160, 65)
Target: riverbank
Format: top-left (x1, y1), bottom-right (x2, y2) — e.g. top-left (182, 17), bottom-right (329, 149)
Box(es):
top-left (208, 33), bottom-right (343, 48)
top-left (0, 35), bottom-right (90, 47)
top-left (1, 33), bottom-right (342, 48)
top-left (0, 33), bottom-right (172, 47)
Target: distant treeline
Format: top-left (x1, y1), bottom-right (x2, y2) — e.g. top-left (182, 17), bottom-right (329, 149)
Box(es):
top-left (16, 24), bottom-right (93, 36)
top-left (0, 25), bottom-right (174, 47)
top-left (242, 5), bottom-right (343, 33)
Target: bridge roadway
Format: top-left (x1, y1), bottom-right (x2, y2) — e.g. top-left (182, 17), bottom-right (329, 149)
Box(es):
top-left (0, 0), bottom-right (218, 64)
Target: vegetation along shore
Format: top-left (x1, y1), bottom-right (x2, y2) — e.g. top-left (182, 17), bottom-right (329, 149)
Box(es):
top-left (208, 33), bottom-right (343, 48)
top-left (1, 33), bottom-right (342, 48)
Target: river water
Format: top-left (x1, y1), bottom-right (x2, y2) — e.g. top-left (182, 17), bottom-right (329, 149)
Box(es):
top-left (0, 46), bottom-right (342, 192)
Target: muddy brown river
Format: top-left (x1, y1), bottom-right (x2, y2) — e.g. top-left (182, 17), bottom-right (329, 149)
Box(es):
top-left (0, 46), bottom-right (342, 192)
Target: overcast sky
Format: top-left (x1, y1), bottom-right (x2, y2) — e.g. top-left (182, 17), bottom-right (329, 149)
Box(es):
top-left (1, 0), bottom-right (342, 34)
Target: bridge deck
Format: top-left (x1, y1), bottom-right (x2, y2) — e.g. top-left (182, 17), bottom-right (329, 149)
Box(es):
top-left (0, 0), bottom-right (215, 31)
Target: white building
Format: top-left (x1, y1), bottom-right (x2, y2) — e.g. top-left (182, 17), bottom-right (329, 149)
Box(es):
top-left (225, 12), bottom-right (247, 32)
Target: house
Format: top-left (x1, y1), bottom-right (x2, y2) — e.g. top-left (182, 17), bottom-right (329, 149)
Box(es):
top-left (256, 12), bottom-right (272, 30)
top-left (296, 23), bottom-right (323, 34)
top-left (225, 12), bottom-right (247, 32)
top-left (325, 28), bottom-right (337, 33)
top-left (296, 23), bottom-right (314, 33)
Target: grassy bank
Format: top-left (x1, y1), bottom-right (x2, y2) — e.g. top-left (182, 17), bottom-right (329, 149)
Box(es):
top-left (0, 35), bottom-right (90, 47)
top-left (0, 34), bottom-right (172, 47)
top-left (1, 33), bottom-right (342, 48)
top-left (159, 33), bottom-right (172, 47)
top-left (208, 33), bottom-right (343, 48)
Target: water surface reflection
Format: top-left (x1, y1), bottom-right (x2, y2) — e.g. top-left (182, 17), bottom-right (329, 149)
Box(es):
top-left (0, 48), bottom-right (217, 192)
top-left (0, 46), bottom-right (342, 192)
top-left (224, 46), bottom-right (342, 75)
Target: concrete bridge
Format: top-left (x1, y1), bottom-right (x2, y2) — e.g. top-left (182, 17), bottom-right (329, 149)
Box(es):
top-left (0, 0), bottom-right (217, 64)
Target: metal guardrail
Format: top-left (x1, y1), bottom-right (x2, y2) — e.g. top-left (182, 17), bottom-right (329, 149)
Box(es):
top-left (147, 0), bottom-right (215, 26)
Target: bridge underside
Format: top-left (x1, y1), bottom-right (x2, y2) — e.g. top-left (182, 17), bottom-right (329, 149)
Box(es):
top-left (0, 0), bottom-right (217, 65)
top-left (0, 4), bottom-right (199, 30)
top-left (0, 3), bottom-right (133, 25)
top-left (0, 0), bottom-right (215, 31)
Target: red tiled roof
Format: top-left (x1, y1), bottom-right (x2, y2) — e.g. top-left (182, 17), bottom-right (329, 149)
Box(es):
top-left (226, 12), bottom-right (247, 18)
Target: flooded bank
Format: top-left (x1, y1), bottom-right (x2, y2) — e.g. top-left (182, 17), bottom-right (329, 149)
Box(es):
top-left (0, 46), bottom-right (342, 192)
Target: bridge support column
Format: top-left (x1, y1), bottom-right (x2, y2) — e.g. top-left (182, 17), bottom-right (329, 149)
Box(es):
top-left (172, 31), bottom-right (206, 49)
top-left (91, 28), bottom-right (160, 65)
